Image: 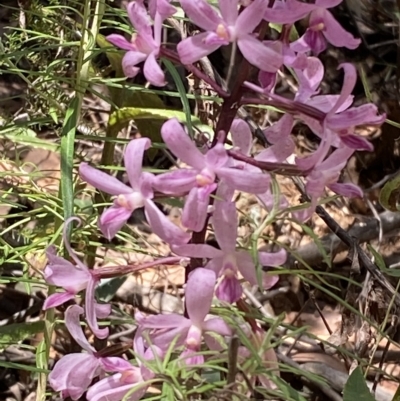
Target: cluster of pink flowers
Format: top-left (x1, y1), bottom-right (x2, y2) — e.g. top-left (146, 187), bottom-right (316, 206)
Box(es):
top-left (43, 0), bottom-right (386, 400)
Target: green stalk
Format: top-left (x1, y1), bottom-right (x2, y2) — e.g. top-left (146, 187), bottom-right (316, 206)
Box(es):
top-left (36, 1), bottom-right (105, 400)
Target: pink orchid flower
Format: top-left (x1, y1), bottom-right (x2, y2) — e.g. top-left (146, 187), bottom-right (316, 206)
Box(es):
top-left (264, 0), bottom-right (361, 55)
top-left (106, 0), bottom-right (175, 86)
top-left (177, 0), bottom-right (283, 72)
top-left (79, 137), bottom-right (190, 245)
top-left (153, 118), bottom-right (270, 232)
top-left (49, 305), bottom-right (118, 399)
top-left (295, 141), bottom-right (363, 221)
top-left (298, 63), bottom-right (385, 153)
top-left (43, 218), bottom-right (110, 339)
top-left (173, 201), bottom-right (284, 303)
top-left (136, 268), bottom-right (231, 365)
top-left (86, 337), bottom-right (161, 401)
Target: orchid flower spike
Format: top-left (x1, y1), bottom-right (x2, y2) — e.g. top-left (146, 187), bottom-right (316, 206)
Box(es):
top-left (177, 0), bottom-right (283, 72)
top-left (42, 217), bottom-right (110, 339)
top-left (106, 0), bottom-right (176, 86)
top-left (79, 137), bottom-right (190, 245)
top-left (136, 268), bottom-right (231, 365)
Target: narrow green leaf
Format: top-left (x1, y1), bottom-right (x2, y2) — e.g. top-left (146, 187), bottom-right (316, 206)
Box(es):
top-left (379, 173), bottom-right (400, 211)
top-left (2, 133), bottom-right (59, 151)
top-left (162, 59), bottom-right (194, 138)
top-left (343, 367), bottom-right (375, 401)
top-left (60, 97), bottom-right (79, 234)
top-left (0, 321), bottom-right (45, 351)
top-left (367, 244), bottom-right (400, 277)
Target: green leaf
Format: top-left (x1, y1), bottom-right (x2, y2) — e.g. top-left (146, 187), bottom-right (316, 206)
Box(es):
top-left (162, 59), bottom-right (194, 138)
top-left (2, 133), bottom-right (59, 151)
top-left (60, 96), bottom-right (79, 235)
top-left (0, 321), bottom-right (45, 351)
top-left (343, 367), bottom-right (375, 401)
top-left (379, 174), bottom-right (400, 211)
top-left (367, 244), bottom-right (400, 277)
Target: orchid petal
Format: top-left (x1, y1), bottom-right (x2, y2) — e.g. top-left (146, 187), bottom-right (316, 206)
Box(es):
top-left (238, 35), bottom-right (283, 72)
top-left (79, 163), bottom-right (132, 196)
top-left (230, 119), bottom-right (253, 155)
top-left (43, 292), bottom-right (75, 310)
top-left (153, 169), bottom-right (197, 194)
top-left (236, 0), bottom-right (268, 34)
top-left (327, 104), bottom-right (386, 129)
top-left (44, 247), bottom-right (91, 293)
top-left (124, 138), bottom-right (151, 190)
top-left (328, 182), bottom-right (363, 198)
top-left (262, 272), bottom-right (279, 289)
top-left (127, 0), bottom-right (152, 37)
top-left (205, 255), bottom-right (225, 275)
top-left (216, 275), bottom-right (242, 303)
top-left (144, 199), bottom-right (191, 244)
top-left (98, 204), bottom-right (132, 240)
top-left (212, 201), bottom-right (237, 253)
top-left (263, 0), bottom-right (316, 24)
top-left (106, 34), bottom-right (135, 51)
top-left (316, 9), bottom-right (361, 50)
top-left (177, 32), bottom-right (222, 65)
top-left (329, 63), bottom-right (357, 115)
top-left (87, 374), bottom-right (147, 401)
top-left (258, 248), bottom-right (287, 266)
top-left (172, 243), bottom-right (222, 259)
top-left (179, 0), bottom-right (222, 31)
top-left (256, 138), bottom-right (295, 163)
top-left (95, 303), bottom-right (112, 319)
top-left (65, 305), bottom-right (96, 353)
top-left (307, 94), bottom-right (353, 113)
top-left (315, 0), bottom-right (342, 7)
top-left (263, 114), bottom-right (293, 144)
top-left (186, 268), bottom-right (216, 326)
top-left (205, 143), bottom-right (229, 168)
top-left (85, 277), bottom-right (109, 339)
top-left (182, 186), bottom-right (213, 232)
top-left (295, 57), bottom-right (324, 102)
top-left (235, 251), bottom-right (257, 285)
top-left (202, 317), bottom-right (232, 336)
top-left (219, 0), bottom-right (239, 25)
top-left (216, 166), bottom-right (270, 193)
top-left (149, 0), bottom-right (177, 19)
top-left (122, 51), bottom-right (147, 78)
top-left (161, 119), bottom-right (205, 170)
top-left (143, 52), bottom-right (166, 86)
top-left (340, 134), bottom-right (374, 151)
